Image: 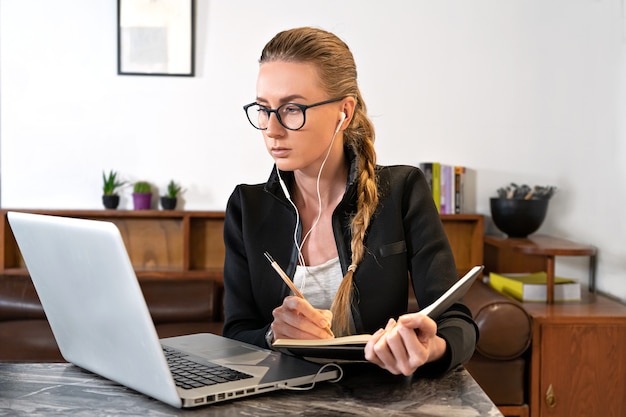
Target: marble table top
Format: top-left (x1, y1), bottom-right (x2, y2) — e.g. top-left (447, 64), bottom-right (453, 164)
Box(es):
top-left (0, 362), bottom-right (503, 416)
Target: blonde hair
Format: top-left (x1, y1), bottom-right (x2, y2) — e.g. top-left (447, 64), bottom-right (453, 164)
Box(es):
top-left (261, 27), bottom-right (379, 335)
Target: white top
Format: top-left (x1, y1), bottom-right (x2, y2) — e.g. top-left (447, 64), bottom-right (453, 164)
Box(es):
top-left (293, 257), bottom-right (343, 310)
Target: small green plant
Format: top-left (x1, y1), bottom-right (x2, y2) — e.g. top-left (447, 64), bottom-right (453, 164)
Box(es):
top-left (133, 181), bottom-right (152, 194)
top-left (102, 170), bottom-right (127, 195)
top-left (165, 180), bottom-right (182, 198)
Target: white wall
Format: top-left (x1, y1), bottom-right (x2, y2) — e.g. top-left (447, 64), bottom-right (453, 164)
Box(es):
top-left (1, 0), bottom-right (625, 302)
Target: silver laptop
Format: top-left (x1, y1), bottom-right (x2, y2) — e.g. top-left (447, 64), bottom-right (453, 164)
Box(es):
top-left (7, 211), bottom-right (341, 408)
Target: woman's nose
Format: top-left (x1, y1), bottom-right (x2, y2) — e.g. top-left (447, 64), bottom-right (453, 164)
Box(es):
top-left (265, 112), bottom-right (286, 137)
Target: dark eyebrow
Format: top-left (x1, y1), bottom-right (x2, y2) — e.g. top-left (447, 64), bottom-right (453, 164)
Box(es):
top-left (255, 94), bottom-right (307, 106)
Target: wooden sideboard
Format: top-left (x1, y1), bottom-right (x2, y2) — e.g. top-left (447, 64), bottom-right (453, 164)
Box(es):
top-left (0, 210), bottom-right (483, 281)
top-left (523, 292), bottom-right (626, 417)
top-left (484, 235), bottom-right (626, 417)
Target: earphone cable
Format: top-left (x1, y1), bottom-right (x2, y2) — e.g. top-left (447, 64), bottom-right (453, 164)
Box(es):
top-left (276, 120), bottom-right (342, 294)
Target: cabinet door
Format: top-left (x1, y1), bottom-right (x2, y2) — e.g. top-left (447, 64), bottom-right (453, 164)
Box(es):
top-left (539, 324), bottom-right (626, 417)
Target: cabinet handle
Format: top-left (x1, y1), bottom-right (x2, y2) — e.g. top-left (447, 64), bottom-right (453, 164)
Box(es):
top-left (545, 384), bottom-right (557, 408)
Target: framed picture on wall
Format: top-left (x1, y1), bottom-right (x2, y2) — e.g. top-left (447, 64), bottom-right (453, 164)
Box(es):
top-left (117, 0), bottom-right (195, 76)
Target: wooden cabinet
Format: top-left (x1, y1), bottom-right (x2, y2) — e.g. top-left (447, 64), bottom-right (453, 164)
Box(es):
top-left (0, 209), bottom-right (225, 280)
top-left (524, 295), bottom-right (626, 417)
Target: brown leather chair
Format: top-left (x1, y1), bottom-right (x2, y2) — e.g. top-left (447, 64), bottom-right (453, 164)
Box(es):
top-left (0, 275), bottom-right (224, 362)
top-left (464, 280), bottom-right (532, 416)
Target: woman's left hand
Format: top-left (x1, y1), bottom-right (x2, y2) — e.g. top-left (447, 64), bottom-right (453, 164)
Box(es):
top-left (364, 313), bottom-right (447, 376)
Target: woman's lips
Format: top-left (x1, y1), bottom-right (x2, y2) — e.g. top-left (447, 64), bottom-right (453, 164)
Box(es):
top-left (270, 147), bottom-right (291, 158)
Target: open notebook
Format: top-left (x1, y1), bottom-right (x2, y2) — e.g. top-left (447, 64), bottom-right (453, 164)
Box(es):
top-left (273, 265), bottom-right (484, 362)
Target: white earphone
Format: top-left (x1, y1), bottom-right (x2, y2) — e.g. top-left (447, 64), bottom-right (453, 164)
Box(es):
top-left (279, 174), bottom-right (291, 200)
top-left (335, 112), bottom-right (346, 134)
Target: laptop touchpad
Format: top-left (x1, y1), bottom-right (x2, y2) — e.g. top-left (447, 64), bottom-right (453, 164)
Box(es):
top-left (192, 345), bottom-right (269, 365)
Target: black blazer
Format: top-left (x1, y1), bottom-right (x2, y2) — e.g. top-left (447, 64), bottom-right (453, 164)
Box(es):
top-left (222, 148), bottom-right (478, 375)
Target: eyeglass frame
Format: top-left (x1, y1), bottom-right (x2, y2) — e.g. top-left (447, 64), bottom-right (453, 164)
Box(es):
top-left (243, 97), bottom-right (345, 131)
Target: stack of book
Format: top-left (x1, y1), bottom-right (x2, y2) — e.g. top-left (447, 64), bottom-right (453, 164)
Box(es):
top-left (488, 271), bottom-right (581, 302)
top-left (419, 162), bottom-right (475, 214)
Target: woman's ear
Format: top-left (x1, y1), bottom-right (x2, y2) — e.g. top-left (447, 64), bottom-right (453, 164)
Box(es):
top-left (341, 97), bottom-right (357, 127)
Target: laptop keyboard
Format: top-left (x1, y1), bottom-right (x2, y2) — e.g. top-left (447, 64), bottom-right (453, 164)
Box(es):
top-left (163, 347), bottom-right (254, 390)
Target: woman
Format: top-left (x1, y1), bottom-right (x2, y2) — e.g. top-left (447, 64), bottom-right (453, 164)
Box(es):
top-left (223, 27), bottom-right (477, 376)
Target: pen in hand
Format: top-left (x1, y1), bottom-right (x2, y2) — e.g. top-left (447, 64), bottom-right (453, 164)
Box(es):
top-left (263, 251), bottom-right (334, 338)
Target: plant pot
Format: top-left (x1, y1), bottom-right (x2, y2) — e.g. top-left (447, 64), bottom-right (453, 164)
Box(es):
top-left (102, 195), bottom-right (120, 210)
top-left (132, 193), bottom-right (152, 210)
top-left (160, 196), bottom-right (177, 210)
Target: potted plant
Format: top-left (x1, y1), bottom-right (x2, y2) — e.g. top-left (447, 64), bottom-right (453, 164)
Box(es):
top-left (102, 170), bottom-right (127, 209)
top-left (160, 180), bottom-right (182, 210)
top-left (132, 181), bottom-right (153, 210)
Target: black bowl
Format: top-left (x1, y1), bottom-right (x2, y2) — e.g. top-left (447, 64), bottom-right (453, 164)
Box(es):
top-left (490, 198), bottom-right (549, 238)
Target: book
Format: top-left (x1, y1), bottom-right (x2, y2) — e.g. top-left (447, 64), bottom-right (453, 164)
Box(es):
top-left (488, 271), bottom-right (581, 302)
top-left (440, 164), bottom-right (453, 214)
top-left (446, 164), bottom-right (455, 214)
top-left (454, 165), bottom-right (465, 214)
top-left (463, 167), bottom-right (476, 213)
top-left (432, 162), bottom-right (441, 212)
top-left (453, 165), bottom-right (477, 214)
top-left (273, 265), bottom-right (484, 362)
top-left (439, 164), bottom-right (447, 214)
top-left (420, 162), bottom-right (475, 214)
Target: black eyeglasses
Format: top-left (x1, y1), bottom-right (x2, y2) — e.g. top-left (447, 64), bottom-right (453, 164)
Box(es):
top-left (243, 97), bottom-right (344, 131)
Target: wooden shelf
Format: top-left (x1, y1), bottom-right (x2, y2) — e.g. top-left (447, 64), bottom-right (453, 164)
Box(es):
top-left (0, 209), bottom-right (226, 280)
top-left (440, 214), bottom-right (484, 276)
top-left (484, 234), bottom-right (597, 303)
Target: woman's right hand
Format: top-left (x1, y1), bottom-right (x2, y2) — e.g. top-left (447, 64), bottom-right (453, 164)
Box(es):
top-left (270, 296), bottom-right (334, 341)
